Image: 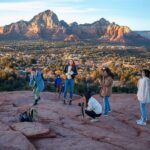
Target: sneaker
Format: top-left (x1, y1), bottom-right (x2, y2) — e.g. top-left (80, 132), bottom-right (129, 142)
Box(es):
top-left (103, 113), bottom-right (108, 116)
top-left (33, 100), bottom-right (38, 106)
top-left (69, 99), bottom-right (72, 105)
top-left (90, 118), bottom-right (99, 122)
top-left (63, 99), bottom-right (66, 105)
top-left (136, 120), bottom-right (146, 126)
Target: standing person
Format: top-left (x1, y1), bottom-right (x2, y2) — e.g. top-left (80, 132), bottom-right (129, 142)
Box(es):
top-left (55, 75), bottom-right (62, 97)
top-left (100, 67), bottom-right (114, 116)
top-left (29, 68), bottom-right (45, 105)
top-left (63, 59), bottom-right (78, 105)
top-left (136, 69), bottom-right (150, 126)
top-left (84, 91), bottom-right (102, 122)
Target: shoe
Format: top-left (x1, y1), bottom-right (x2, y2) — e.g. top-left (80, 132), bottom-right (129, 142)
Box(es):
top-left (63, 98), bottom-right (67, 104)
top-left (103, 113), bottom-right (108, 116)
top-left (136, 120), bottom-right (146, 126)
top-left (33, 100), bottom-right (38, 106)
top-left (69, 99), bottom-right (72, 105)
top-left (63, 100), bottom-right (66, 104)
top-left (90, 118), bottom-right (99, 122)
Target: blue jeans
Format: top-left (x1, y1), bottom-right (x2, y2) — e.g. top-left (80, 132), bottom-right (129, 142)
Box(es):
top-left (139, 102), bottom-right (148, 122)
top-left (64, 79), bottom-right (74, 99)
top-left (103, 96), bottom-right (111, 114)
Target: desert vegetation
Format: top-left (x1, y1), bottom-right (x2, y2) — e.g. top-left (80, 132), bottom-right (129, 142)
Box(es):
top-left (0, 41), bottom-right (150, 94)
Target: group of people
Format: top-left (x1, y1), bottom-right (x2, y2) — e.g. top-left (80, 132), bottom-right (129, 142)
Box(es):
top-left (29, 59), bottom-right (150, 126)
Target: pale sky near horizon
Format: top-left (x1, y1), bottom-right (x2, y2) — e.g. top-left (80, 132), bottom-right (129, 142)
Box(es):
top-left (0, 0), bottom-right (149, 30)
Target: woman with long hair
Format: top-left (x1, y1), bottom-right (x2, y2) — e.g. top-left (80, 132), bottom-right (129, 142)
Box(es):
top-left (63, 59), bottom-right (78, 105)
top-left (136, 69), bottom-right (150, 126)
top-left (100, 67), bottom-right (114, 116)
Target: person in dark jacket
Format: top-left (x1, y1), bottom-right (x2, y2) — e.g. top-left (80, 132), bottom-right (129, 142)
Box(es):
top-left (63, 59), bottom-right (78, 105)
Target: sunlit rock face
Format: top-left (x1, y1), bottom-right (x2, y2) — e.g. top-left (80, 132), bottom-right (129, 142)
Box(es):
top-left (0, 9), bottom-right (149, 45)
top-left (64, 34), bottom-right (80, 42)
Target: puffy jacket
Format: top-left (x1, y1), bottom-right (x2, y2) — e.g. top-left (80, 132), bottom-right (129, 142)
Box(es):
top-left (55, 77), bottom-right (62, 86)
top-left (29, 71), bottom-right (45, 92)
top-left (137, 77), bottom-right (150, 103)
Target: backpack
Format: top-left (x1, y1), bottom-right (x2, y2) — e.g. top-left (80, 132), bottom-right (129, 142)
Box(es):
top-left (19, 108), bottom-right (38, 122)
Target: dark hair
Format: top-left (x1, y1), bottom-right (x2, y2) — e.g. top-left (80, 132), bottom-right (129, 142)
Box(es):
top-left (84, 90), bottom-right (95, 106)
top-left (143, 69), bottom-right (150, 78)
top-left (103, 67), bottom-right (114, 79)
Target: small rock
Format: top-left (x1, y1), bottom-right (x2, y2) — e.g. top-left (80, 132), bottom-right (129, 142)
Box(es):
top-left (11, 122), bottom-right (56, 138)
top-left (0, 130), bottom-right (36, 150)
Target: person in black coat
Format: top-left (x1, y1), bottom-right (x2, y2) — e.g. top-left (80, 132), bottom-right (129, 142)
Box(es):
top-left (63, 59), bottom-right (78, 105)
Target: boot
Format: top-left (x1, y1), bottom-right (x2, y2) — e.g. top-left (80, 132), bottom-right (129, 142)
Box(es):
top-left (69, 99), bottom-right (72, 105)
top-left (33, 97), bottom-right (40, 106)
top-left (63, 98), bottom-right (67, 105)
top-left (33, 99), bottom-right (38, 106)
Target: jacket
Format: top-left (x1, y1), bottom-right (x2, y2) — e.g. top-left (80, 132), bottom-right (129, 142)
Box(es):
top-left (64, 65), bottom-right (78, 79)
top-left (137, 77), bottom-right (150, 103)
top-left (87, 97), bottom-right (102, 114)
top-left (100, 76), bottom-right (113, 97)
top-left (55, 77), bottom-right (62, 86)
top-left (29, 71), bottom-right (45, 92)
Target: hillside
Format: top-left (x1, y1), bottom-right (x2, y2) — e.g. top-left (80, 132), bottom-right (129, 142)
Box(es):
top-left (0, 10), bottom-right (150, 45)
top-left (135, 31), bottom-right (150, 39)
top-left (0, 91), bottom-right (150, 150)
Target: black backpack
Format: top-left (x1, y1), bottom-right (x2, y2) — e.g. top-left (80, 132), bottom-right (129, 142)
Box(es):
top-left (19, 108), bottom-right (38, 122)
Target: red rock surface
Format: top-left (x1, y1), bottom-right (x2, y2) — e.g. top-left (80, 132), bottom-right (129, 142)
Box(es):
top-left (0, 130), bottom-right (36, 150)
top-left (0, 91), bottom-right (150, 150)
top-left (11, 122), bottom-right (56, 138)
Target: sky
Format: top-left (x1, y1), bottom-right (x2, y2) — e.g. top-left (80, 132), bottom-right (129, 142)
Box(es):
top-left (0, 0), bottom-right (149, 30)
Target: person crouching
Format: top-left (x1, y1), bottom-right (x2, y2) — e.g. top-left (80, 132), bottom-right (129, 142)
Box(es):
top-left (84, 91), bottom-right (102, 122)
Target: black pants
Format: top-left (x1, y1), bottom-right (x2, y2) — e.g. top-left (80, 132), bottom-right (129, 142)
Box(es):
top-left (85, 110), bottom-right (101, 119)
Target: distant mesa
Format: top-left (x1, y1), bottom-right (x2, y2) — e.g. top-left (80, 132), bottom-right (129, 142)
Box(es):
top-left (135, 31), bottom-right (150, 40)
top-left (0, 9), bottom-right (150, 45)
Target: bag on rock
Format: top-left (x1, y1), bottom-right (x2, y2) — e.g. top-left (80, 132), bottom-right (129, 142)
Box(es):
top-left (19, 108), bottom-right (38, 122)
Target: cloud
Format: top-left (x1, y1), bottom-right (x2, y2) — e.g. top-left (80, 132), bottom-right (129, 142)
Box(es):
top-left (51, 7), bottom-right (100, 14)
top-left (0, 1), bottom-right (46, 11)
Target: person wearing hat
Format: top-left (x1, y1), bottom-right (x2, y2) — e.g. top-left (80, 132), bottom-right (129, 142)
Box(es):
top-left (29, 68), bottom-right (45, 105)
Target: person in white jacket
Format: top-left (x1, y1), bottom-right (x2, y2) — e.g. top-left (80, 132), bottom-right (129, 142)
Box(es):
top-left (136, 69), bottom-right (150, 126)
top-left (84, 92), bottom-right (102, 122)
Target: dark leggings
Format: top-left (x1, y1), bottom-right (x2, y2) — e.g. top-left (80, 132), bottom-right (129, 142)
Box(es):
top-left (85, 110), bottom-right (101, 119)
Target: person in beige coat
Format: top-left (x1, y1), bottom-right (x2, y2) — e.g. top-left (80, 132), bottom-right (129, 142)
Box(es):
top-left (136, 69), bottom-right (150, 126)
top-left (100, 67), bottom-right (114, 116)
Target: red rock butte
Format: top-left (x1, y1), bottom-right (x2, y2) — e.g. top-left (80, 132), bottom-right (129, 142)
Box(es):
top-left (0, 91), bottom-right (150, 150)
